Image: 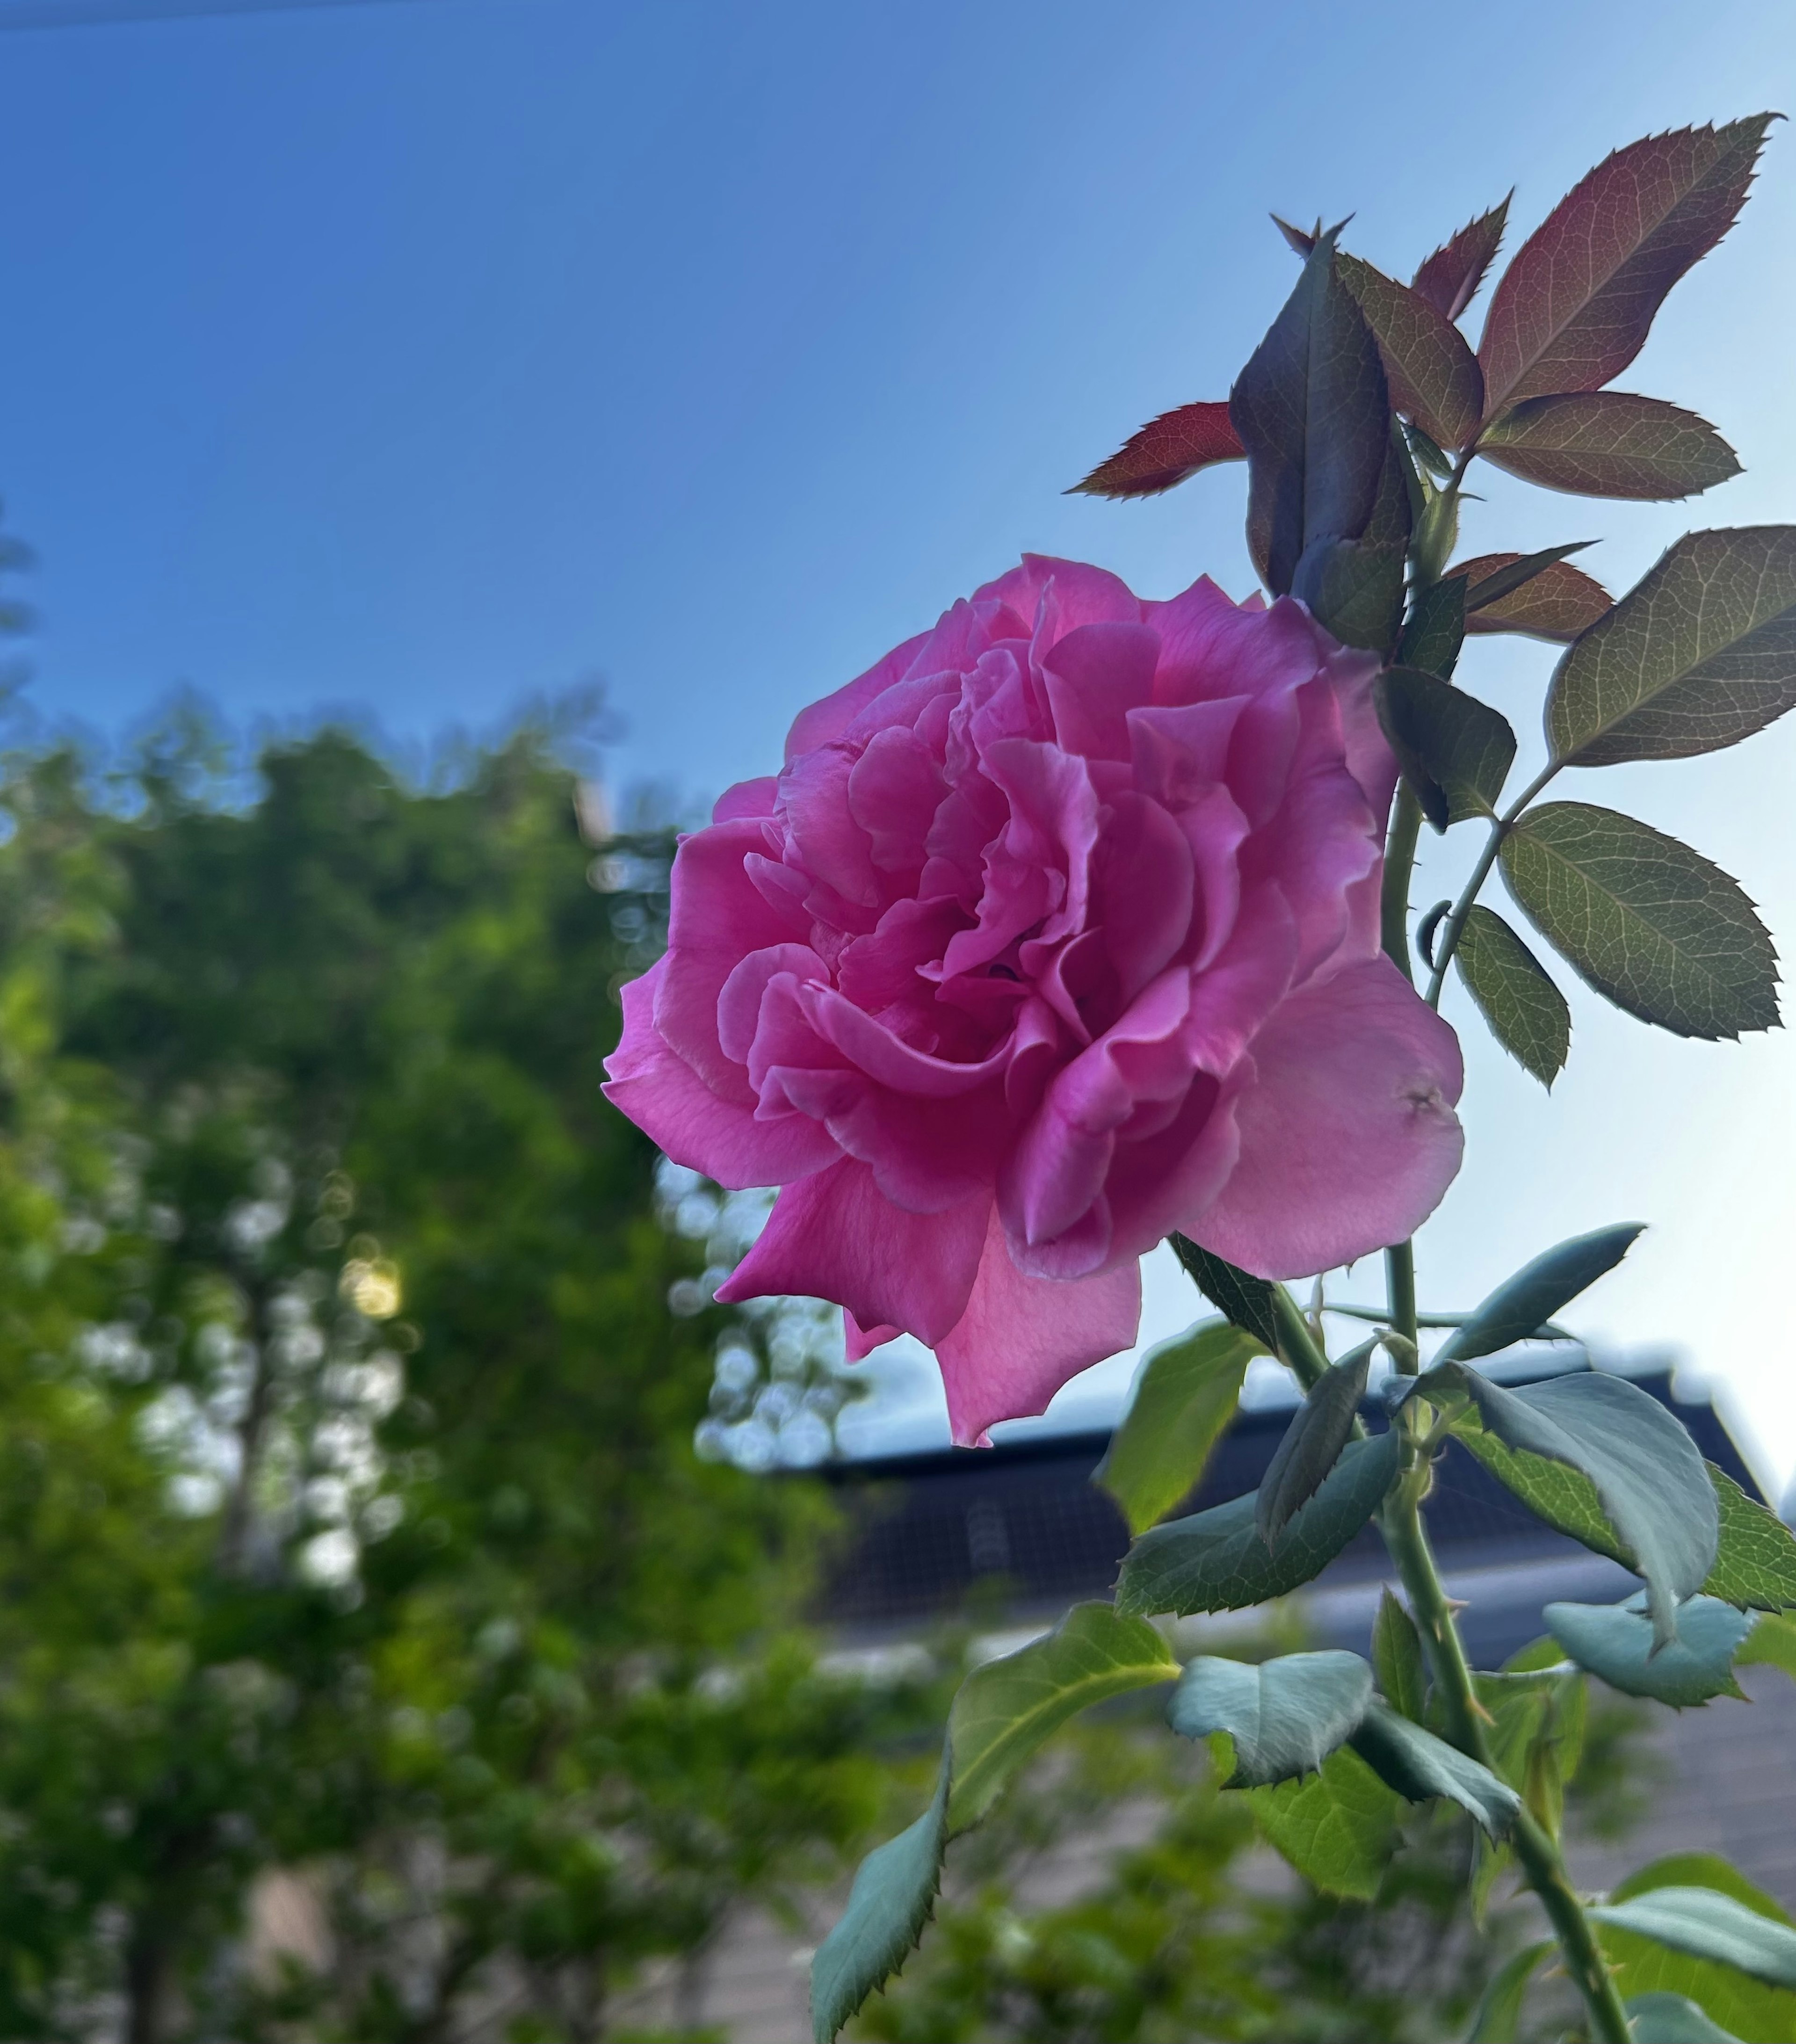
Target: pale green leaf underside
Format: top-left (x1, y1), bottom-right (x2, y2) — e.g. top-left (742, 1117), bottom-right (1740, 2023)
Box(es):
top-left (1545, 1595), bottom-right (1751, 1705)
top-left (1166, 1649), bottom-right (1372, 1786)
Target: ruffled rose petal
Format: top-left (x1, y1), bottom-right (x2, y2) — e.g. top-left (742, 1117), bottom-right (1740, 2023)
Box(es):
top-left (1183, 957), bottom-right (1464, 1277)
top-left (935, 1207), bottom-right (1142, 1446)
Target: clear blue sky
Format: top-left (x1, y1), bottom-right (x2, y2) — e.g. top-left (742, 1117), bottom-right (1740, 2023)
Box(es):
top-left (6, 0), bottom-right (1796, 1479)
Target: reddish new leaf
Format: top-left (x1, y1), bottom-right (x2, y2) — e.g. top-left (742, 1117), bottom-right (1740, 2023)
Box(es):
top-left (1479, 117), bottom-right (1775, 416)
top-left (1454, 551), bottom-right (1613, 644)
top-left (1412, 197), bottom-right (1511, 321)
top-left (1071, 402), bottom-right (1245, 499)
top-left (1479, 392), bottom-right (1740, 500)
top-left (1337, 254), bottom-right (1484, 449)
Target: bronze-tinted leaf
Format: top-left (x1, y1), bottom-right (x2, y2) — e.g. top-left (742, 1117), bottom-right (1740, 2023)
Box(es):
top-left (1273, 214), bottom-right (1318, 256)
top-left (1412, 197), bottom-right (1511, 321)
top-left (1479, 393), bottom-right (1740, 500)
top-left (1336, 254), bottom-right (1484, 449)
top-left (1479, 118), bottom-right (1775, 415)
top-left (1454, 550), bottom-right (1612, 644)
top-left (1070, 402), bottom-right (1245, 499)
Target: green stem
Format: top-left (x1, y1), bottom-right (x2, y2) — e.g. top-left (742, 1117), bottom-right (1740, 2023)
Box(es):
top-left (1381, 785), bottom-right (1424, 983)
top-left (1385, 1243), bottom-right (1417, 1356)
top-left (1271, 1285), bottom-right (1329, 1392)
top-left (1423, 760), bottom-right (1560, 1009)
top-left (1379, 1477), bottom-right (1632, 2044)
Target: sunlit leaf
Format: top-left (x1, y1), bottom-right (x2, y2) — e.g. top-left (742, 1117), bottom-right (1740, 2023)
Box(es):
top-left (1070, 400), bottom-right (1246, 498)
top-left (1454, 905), bottom-right (1571, 1087)
top-left (1547, 528), bottom-right (1796, 766)
top-left (1336, 253), bottom-right (1484, 448)
top-left (1456, 546), bottom-right (1612, 643)
top-left (1412, 196), bottom-right (1511, 322)
top-left (1501, 803), bottom-right (1780, 1040)
top-left (1167, 1649), bottom-right (1373, 1786)
top-left (1480, 392), bottom-right (1739, 500)
top-left (946, 1603), bottom-right (1178, 1830)
top-left (1479, 118), bottom-right (1774, 414)
top-left (1593, 1889), bottom-right (1796, 1992)
top-left (1702, 1466), bottom-right (1796, 1612)
top-left (1243, 1743), bottom-right (1401, 1899)
top-left (1096, 1320), bottom-right (1261, 1535)
top-left (1603, 1856), bottom-right (1796, 2044)
top-left (1116, 1430), bottom-right (1400, 1618)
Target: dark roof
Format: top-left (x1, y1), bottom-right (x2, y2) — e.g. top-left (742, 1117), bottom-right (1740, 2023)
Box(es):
top-left (818, 1367), bottom-right (1763, 1665)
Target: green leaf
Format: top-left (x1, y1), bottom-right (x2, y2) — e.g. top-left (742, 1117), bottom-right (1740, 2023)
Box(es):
top-left (1243, 1743), bottom-right (1401, 1899)
top-left (1604, 1858), bottom-right (1796, 2044)
top-left (1478, 118), bottom-right (1775, 414)
top-left (1372, 1587), bottom-right (1428, 1723)
top-left (1397, 573), bottom-right (1466, 678)
top-left (1702, 1466), bottom-right (1796, 1611)
top-left (1467, 1940), bottom-right (1552, 2042)
top-left (1501, 803), bottom-right (1780, 1041)
top-left (1167, 1649), bottom-right (1373, 1786)
top-left (1069, 400), bottom-right (1246, 499)
top-left (1435, 1222), bottom-right (1643, 1364)
top-left (1476, 1663), bottom-right (1583, 1836)
top-left (946, 1602), bottom-right (1178, 1831)
top-left (1297, 425), bottom-right (1412, 652)
top-left (1348, 1702), bottom-right (1521, 1837)
top-left (1096, 1320), bottom-right (1260, 1535)
top-left (1480, 394), bottom-right (1739, 500)
top-left (1626, 1993), bottom-right (1746, 2043)
top-left (1592, 1889), bottom-right (1796, 1992)
top-left (1376, 667), bottom-right (1515, 831)
top-left (1116, 1430), bottom-right (1400, 1619)
top-left (1456, 545), bottom-right (1612, 644)
top-left (1169, 1234), bottom-right (1282, 1354)
top-left (1412, 196), bottom-right (1510, 323)
top-left (1336, 252), bottom-right (1484, 449)
top-left (1735, 1611), bottom-right (1796, 1682)
top-left (1257, 1337), bottom-right (1376, 1545)
top-left (810, 1761), bottom-right (949, 2044)
top-left (1231, 230), bottom-right (1392, 600)
top-left (1545, 1595), bottom-right (1751, 1705)
top-left (1546, 528), bottom-right (1796, 768)
top-left (1454, 905), bottom-right (1572, 1087)
top-left (1418, 1363), bottom-right (1716, 1646)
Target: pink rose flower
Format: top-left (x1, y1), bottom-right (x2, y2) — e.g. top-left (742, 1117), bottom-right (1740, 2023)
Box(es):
top-left (604, 558), bottom-right (1463, 1444)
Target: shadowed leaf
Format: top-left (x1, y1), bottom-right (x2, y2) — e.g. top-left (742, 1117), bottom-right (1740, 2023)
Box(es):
top-left (1272, 213), bottom-right (1318, 255)
top-left (1546, 1594), bottom-right (1751, 1705)
top-left (1481, 393), bottom-right (1740, 500)
top-left (1703, 1466), bottom-right (1796, 1611)
top-left (1116, 1431), bottom-right (1400, 1618)
top-left (1372, 1587), bottom-right (1428, 1723)
top-left (1413, 196), bottom-right (1511, 320)
top-left (1348, 1703), bottom-right (1521, 1836)
top-left (1454, 904), bottom-right (1571, 1087)
top-left (1097, 1320), bottom-right (1261, 1535)
top-left (1479, 118), bottom-right (1775, 415)
top-left (1071, 401), bottom-right (1246, 499)
top-left (1500, 803), bottom-right (1780, 1039)
top-left (947, 1603), bottom-right (1178, 1830)
top-left (1231, 231), bottom-right (1391, 598)
top-left (1434, 1223), bottom-right (1643, 1363)
top-left (1547, 528), bottom-right (1796, 766)
top-left (1294, 423), bottom-right (1410, 652)
top-left (1244, 1744), bottom-right (1401, 1899)
top-left (1468, 1941), bottom-right (1553, 2043)
top-left (1337, 252), bottom-right (1484, 448)
top-left (1375, 667), bottom-right (1515, 829)
top-left (1170, 1235), bottom-right (1282, 1353)
top-left (810, 1762), bottom-right (949, 2044)
top-left (1396, 573), bottom-right (1465, 678)
top-left (1257, 1338), bottom-right (1376, 1545)
top-left (1167, 1649), bottom-right (1373, 1786)
top-left (1455, 547), bottom-right (1611, 642)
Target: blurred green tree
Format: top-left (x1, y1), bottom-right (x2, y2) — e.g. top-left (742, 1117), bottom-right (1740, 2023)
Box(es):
top-left (0, 705), bottom-right (918, 2042)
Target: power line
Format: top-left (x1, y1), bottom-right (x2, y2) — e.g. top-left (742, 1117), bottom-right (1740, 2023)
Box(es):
top-left (0, 0), bottom-right (442, 28)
